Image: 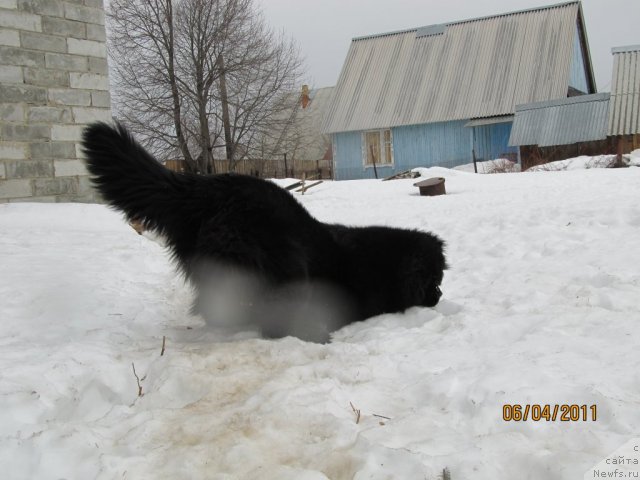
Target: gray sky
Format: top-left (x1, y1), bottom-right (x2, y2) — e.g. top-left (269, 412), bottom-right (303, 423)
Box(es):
top-left (258, 0), bottom-right (640, 92)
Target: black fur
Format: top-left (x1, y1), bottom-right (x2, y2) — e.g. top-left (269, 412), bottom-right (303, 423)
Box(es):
top-left (82, 122), bottom-right (447, 342)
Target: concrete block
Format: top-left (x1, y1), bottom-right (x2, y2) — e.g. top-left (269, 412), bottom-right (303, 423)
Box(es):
top-left (0, 0), bottom-right (18, 9)
top-left (86, 23), bottom-right (106, 42)
top-left (0, 9), bottom-right (41, 32)
top-left (45, 52), bottom-right (87, 71)
top-left (0, 162), bottom-right (5, 179)
top-left (9, 195), bottom-right (56, 203)
top-left (0, 179), bottom-right (32, 199)
top-left (56, 193), bottom-right (95, 203)
top-left (48, 88), bottom-right (91, 106)
top-left (0, 84), bottom-right (47, 104)
top-left (27, 106), bottom-right (73, 123)
top-left (51, 124), bottom-right (83, 141)
top-left (69, 72), bottom-right (108, 90)
top-left (0, 29), bottom-right (20, 47)
top-left (84, 0), bottom-right (104, 8)
top-left (88, 56), bottom-right (107, 74)
top-left (75, 142), bottom-right (84, 160)
top-left (33, 176), bottom-right (78, 196)
top-left (67, 38), bottom-right (105, 58)
top-left (5, 159), bottom-right (54, 178)
top-left (54, 159), bottom-right (87, 176)
top-left (0, 104), bottom-right (25, 123)
top-left (76, 175), bottom-right (94, 195)
top-left (0, 65), bottom-right (23, 83)
top-left (64, 3), bottom-right (104, 25)
top-left (17, 0), bottom-right (64, 17)
top-left (31, 141), bottom-right (76, 159)
top-left (20, 31), bottom-right (67, 53)
top-left (0, 142), bottom-right (28, 160)
top-left (91, 91), bottom-right (111, 108)
top-left (1, 125), bottom-right (50, 141)
top-left (0, 45), bottom-right (44, 67)
top-left (42, 16), bottom-right (86, 39)
top-left (72, 106), bottom-right (112, 123)
top-left (24, 67), bottom-right (69, 87)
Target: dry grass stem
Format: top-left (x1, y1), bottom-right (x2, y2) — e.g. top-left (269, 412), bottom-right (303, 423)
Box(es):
top-left (349, 402), bottom-right (361, 424)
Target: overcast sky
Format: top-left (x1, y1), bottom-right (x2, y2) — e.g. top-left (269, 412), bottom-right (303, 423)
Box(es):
top-left (258, 0), bottom-right (640, 92)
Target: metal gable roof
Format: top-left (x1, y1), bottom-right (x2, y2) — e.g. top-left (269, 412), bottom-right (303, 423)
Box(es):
top-left (608, 45), bottom-right (640, 136)
top-left (322, 2), bottom-right (583, 134)
top-left (509, 92), bottom-right (610, 146)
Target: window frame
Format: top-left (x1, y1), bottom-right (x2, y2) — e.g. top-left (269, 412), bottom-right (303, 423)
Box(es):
top-left (362, 128), bottom-right (394, 168)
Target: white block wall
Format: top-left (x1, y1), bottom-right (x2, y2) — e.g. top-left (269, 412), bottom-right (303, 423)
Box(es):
top-left (0, 0), bottom-right (111, 202)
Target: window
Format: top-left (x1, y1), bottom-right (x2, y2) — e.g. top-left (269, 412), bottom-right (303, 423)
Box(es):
top-left (363, 129), bottom-right (393, 167)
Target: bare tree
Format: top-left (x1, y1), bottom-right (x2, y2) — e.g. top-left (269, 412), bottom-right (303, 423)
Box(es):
top-left (107, 0), bottom-right (303, 174)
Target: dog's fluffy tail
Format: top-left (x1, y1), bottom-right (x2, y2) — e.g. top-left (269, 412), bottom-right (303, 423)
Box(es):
top-left (82, 122), bottom-right (199, 233)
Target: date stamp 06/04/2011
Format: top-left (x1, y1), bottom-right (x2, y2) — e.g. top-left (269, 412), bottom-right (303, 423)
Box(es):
top-left (503, 404), bottom-right (597, 422)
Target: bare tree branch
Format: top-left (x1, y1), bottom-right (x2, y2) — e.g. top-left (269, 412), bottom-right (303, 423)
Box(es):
top-left (108, 0), bottom-right (304, 174)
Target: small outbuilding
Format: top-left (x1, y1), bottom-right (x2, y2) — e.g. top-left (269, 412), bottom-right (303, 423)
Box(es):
top-left (510, 44), bottom-right (640, 169)
top-left (608, 45), bottom-right (640, 153)
top-left (509, 93), bottom-right (612, 169)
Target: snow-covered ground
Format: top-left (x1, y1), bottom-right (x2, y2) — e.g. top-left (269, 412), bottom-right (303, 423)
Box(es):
top-left (1, 164), bottom-right (639, 479)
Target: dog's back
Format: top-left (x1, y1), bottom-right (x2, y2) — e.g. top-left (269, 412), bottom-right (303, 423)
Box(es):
top-left (82, 123), bottom-right (336, 283)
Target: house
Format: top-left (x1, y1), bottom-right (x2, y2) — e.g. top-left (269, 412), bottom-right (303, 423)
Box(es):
top-left (321, 1), bottom-right (595, 180)
top-left (509, 44), bottom-right (640, 169)
top-left (264, 86), bottom-right (334, 178)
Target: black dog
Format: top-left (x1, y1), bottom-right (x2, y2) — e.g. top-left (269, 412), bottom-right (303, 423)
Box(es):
top-left (82, 122), bottom-right (446, 342)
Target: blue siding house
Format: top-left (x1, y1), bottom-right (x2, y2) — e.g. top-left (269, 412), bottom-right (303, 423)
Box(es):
top-left (322, 1), bottom-right (596, 179)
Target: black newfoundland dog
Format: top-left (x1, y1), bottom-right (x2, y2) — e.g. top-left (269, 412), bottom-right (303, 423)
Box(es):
top-left (82, 122), bottom-right (446, 342)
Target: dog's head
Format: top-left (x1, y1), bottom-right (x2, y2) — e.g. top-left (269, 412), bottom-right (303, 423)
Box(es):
top-left (403, 233), bottom-right (447, 308)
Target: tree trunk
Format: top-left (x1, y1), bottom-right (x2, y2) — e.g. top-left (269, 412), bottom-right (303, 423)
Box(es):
top-left (218, 55), bottom-right (234, 170)
top-left (165, 0), bottom-right (197, 172)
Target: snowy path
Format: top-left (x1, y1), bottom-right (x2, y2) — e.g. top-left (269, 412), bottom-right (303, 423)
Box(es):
top-left (1, 167), bottom-right (639, 479)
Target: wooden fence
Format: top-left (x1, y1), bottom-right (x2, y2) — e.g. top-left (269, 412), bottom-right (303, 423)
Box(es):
top-left (164, 158), bottom-right (333, 179)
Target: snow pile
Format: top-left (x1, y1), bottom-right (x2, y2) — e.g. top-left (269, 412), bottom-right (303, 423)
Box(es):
top-left (628, 149), bottom-right (640, 167)
top-left (526, 155), bottom-right (621, 171)
top-left (452, 158), bottom-right (520, 173)
top-left (1, 166), bottom-right (640, 479)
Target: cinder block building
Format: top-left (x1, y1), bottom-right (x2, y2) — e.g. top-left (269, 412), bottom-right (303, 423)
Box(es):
top-left (0, 0), bottom-right (112, 202)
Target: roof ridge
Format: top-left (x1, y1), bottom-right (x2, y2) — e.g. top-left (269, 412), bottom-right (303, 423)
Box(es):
top-left (612, 45), bottom-right (640, 54)
top-left (352, 1), bottom-right (579, 42)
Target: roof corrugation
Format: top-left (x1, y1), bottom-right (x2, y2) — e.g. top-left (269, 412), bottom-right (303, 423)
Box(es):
top-left (608, 46), bottom-right (640, 136)
top-left (509, 92), bottom-right (610, 146)
top-left (323, 2), bottom-right (582, 134)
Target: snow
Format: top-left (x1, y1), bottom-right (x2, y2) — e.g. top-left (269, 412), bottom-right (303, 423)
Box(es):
top-left (527, 154), bottom-right (618, 171)
top-left (628, 149), bottom-right (640, 167)
top-left (452, 158), bottom-right (520, 173)
top-left (527, 151), bottom-right (640, 171)
top-left (1, 164), bottom-right (640, 479)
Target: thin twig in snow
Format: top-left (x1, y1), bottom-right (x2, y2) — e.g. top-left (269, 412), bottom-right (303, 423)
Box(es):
top-left (131, 362), bottom-right (144, 397)
top-left (372, 413), bottom-right (392, 420)
top-left (349, 402), bottom-right (361, 424)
